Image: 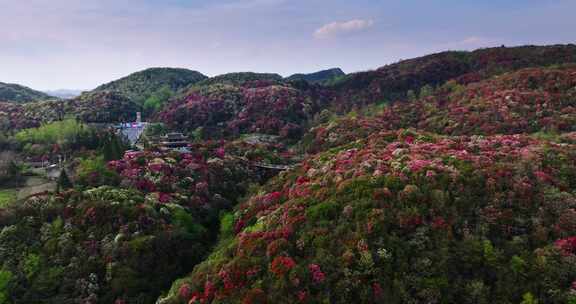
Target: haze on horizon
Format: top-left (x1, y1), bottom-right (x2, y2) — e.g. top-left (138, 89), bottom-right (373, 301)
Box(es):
top-left (0, 0), bottom-right (574, 91)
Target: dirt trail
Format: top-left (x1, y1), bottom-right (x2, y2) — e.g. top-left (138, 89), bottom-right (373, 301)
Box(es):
top-left (17, 176), bottom-right (55, 200)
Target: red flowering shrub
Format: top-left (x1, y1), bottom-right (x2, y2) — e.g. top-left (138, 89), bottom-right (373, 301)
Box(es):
top-left (555, 237), bottom-right (576, 256)
top-left (156, 82), bottom-right (331, 140)
top-left (305, 65), bottom-right (576, 153)
top-left (0, 91), bottom-right (140, 133)
top-left (308, 264), bottom-right (325, 283)
top-left (109, 145), bottom-right (257, 204)
top-left (331, 44), bottom-right (576, 112)
top-left (270, 256), bottom-right (296, 277)
top-left (162, 130), bottom-right (576, 303)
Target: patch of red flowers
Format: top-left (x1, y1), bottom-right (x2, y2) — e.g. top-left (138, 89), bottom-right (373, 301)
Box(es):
top-left (270, 256), bottom-right (296, 277)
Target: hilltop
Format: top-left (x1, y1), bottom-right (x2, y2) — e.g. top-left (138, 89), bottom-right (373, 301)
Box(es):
top-left (190, 72), bottom-right (284, 88)
top-left (93, 67), bottom-right (208, 104)
top-left (0, 82), bottom-right (54, 103)
top-left (330, 44), bottom-right (576, 111)
top-left (286, 68), bottom-right (345, 85)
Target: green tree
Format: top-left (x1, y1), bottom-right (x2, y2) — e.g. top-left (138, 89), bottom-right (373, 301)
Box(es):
top-left (419, 84), bottom-right (434, 99)
top-left (76, 157), bottom-right (120, 188)
top-left (407, 89), bottom-right (417, 101)
top-left (102, 133), bottom-right (125, 161)
top-left (191, 127), bottom-right (204, 142)
top-left (7, 161), bottom-right (19, 178)
top-left (23, 253), bottom-right (41, 280)
top-left (0, 270), bottom-right (12, 304)
top-left (56, 169), bottom-right (73, 192)
top-left (143, 86), bottom-right (173, 114)
top-left (520, 292), bottom-right (538, 304)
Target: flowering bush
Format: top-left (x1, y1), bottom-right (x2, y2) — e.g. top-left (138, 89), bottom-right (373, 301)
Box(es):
top-left (0, 187), bottom-right (214, 303)
top-left (331, 44), bottom-right (576, 112)
top-left (0, 91), bottom-right (140, 134)
top-left (305, 65), bottom-right (576, 153)
top-left (157, 82), bottom-right (331, 140)
top-left (0, 142), bottom-right (271, 303)
top-left (270, 256), bottom-right (296, 277)
top-left (162, 129), bottom-right (576, 303)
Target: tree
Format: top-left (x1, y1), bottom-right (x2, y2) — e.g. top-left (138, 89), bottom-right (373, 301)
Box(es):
top-left (0, 152), bottom-right (22, 186)
top-left (0, 270), bottom-right (12, 304)
top-left (143, 86), bottom-right (173, 114)
top-left (406, 89), bottom-right (417, 101)
top-left (76, 157), bottom-right (120, 188)
top-left (102, 133), bottom-right (125, 161)
top-left (56, 169), bottom-right (73, 193)
top-left (520, 293), bottom-right (538, 304)
top-left (419, 84), bottom-right (434, 99)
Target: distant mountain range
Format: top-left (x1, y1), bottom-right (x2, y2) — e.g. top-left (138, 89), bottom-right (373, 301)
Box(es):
top-left (43, 89), bottom-right (84, 99)
top-left (1, 67), bottom-right (344, 105)
top-left (0, 82), bottom-right (53, 103)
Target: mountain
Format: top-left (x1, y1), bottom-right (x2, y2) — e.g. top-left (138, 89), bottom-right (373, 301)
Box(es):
top-left (156, 49), bottom-right (576, 304)
top-left (0, 81), bottom-right (54, 103)
top-left (330, 44), bottom-right (576, 111)
top-left (157, 78), bottom-right (331, 140)
top-left (302, 64), bottom-right (576, 153)
top-left (66, 91), bottom-right (141, 123)
top-left (164, 129), bottom-right (576, 304)
top-left (286, 68), bottom-right (345, 84)
top-left (92, 67), bottom-right (208, 104)
top-left (0, 91), bottom-right (141, 132)
top-left (44, 89), bottom-right (84, 99)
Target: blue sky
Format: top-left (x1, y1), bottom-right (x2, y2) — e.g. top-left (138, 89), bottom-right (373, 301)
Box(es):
top-left (0, 0), bottom-right (574, 90)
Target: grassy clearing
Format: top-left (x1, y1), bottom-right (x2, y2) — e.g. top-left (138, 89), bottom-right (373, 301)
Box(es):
top-left (0, 189), bottom-right (17, 208)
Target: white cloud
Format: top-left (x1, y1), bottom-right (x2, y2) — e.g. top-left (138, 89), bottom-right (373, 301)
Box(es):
top-left (314, 19), bottom-right (374, 39)
top-left (460, 36), bottom-right (484, 44)
top-left (457, 36), bottom-right (502, 47)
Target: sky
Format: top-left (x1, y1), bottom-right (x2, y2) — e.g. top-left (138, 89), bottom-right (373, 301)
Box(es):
top-left (0, 0), bottom-right (574, 90)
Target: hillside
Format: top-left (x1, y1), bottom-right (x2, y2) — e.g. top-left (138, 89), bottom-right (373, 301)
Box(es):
top-left (0, 91), bottom-right (141, 132)
top-left (157, 45), bottom-right (576, 144)
top-left (93, 68), bottom-right (208, 104)
top-left (302, 65), bottom-right (576, 153)
top-left (158, 56), bottom-right (576, 304)
top-left (0, 82), bottom-right (53, 103)
top-left (191, 72), bottom-right (284, 88)
top-left (330, 44), bottom-right (576, 111)
top-left (286, 68), bottom-right (345, 85)
top-left (157, 81), bottom-right (331, 140)
top-left (163, 131), bottom-right (576, 304)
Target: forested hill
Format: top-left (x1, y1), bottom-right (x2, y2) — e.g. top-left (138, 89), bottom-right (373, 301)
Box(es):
top-left (286, 68), bottom-right (345, 84)
top-left (0, 81), bottom-right (54, 103)
top-left (329, 44), bottom-right (576, 111)
top-left (92, 67), bottom-right (208, 104)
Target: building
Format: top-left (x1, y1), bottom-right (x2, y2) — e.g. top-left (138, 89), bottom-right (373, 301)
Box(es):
top-left (160, 132), bottom-right (189, 150)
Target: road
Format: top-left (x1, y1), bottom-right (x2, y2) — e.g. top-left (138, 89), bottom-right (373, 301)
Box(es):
top-left (118, 123), bottom-right (147, 146)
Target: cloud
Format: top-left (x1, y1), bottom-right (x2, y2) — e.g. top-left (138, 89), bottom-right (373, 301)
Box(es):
top-left (314, 19), bottom-right (374, 39)
top-left (460, 36), bottom-right (484, 44)
top-left (448, 36), bottom-right (503, 49)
